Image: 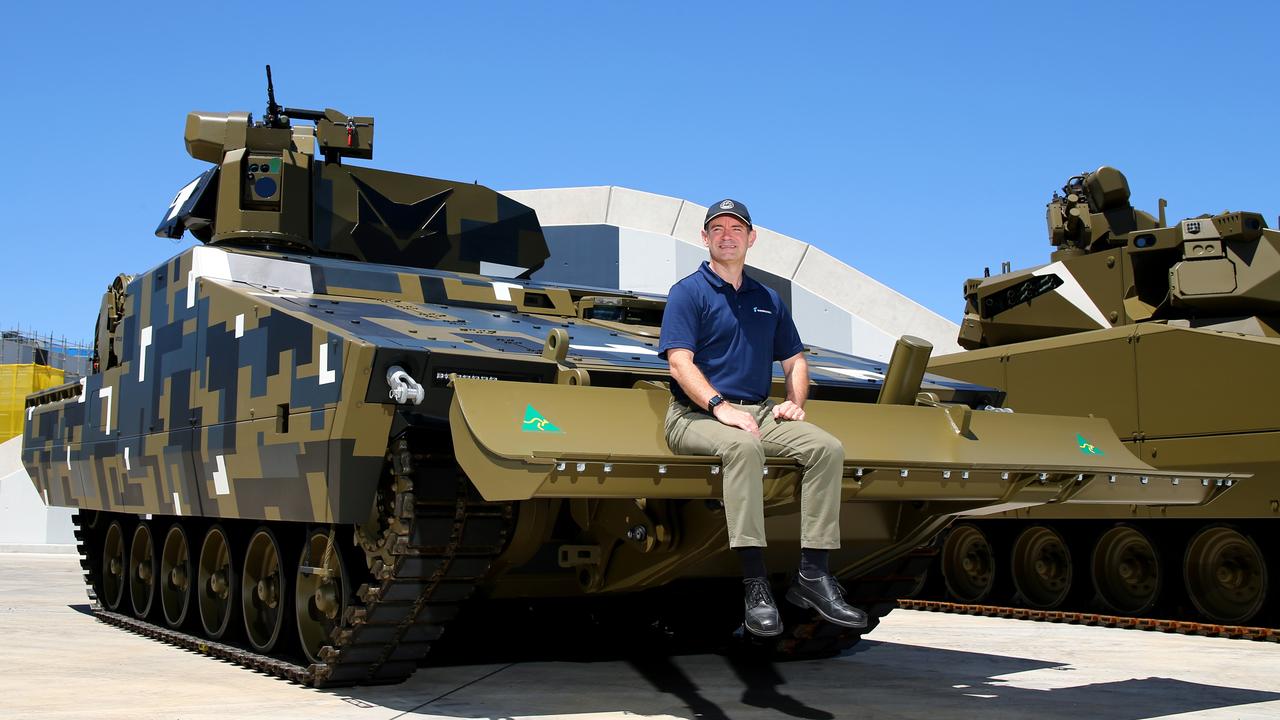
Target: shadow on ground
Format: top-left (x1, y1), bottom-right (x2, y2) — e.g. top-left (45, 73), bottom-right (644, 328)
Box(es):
top-left (318, 600), bottom-right (1280, 720)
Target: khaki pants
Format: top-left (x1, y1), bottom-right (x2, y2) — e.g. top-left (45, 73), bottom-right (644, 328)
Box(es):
top-left (664, 398), bottom-right (844, 549)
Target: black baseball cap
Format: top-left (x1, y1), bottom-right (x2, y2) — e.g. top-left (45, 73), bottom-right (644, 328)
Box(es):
top-left (704, 198), bottom-right (752, 229)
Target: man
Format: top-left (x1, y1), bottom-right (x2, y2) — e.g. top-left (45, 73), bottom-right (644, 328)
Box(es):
top-left (658, 198), bottom-right (867, 637)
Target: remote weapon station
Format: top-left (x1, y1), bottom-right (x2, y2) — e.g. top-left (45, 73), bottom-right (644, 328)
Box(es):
top-left (21, 72), bottom-right (1231, 686)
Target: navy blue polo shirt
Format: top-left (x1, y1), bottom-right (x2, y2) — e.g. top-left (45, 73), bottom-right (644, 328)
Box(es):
top-left (659, 261), bottom-right (804, 404)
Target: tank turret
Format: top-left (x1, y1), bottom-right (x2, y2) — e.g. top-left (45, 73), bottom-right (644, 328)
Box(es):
top-left (959, 166), bottom-right (1280, 349)
top-left (157, 66), bottom-right (550, 275)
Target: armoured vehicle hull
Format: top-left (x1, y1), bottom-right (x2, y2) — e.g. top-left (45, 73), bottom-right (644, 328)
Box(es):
top-left (922, 167), bottom-right (1278, 627)
top-left (20, 81), bottom-right (1226, 686)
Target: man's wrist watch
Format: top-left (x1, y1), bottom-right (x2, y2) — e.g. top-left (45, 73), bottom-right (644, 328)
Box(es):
top-left (707, 394), bottom-right (725, 411)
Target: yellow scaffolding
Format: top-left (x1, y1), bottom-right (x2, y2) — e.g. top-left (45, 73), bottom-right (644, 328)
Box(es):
top-left (0, 364), bottom-right (66, 442)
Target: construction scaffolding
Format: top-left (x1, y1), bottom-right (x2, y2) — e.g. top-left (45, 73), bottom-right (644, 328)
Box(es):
top-left (0, 330), bottom-right (91, 442)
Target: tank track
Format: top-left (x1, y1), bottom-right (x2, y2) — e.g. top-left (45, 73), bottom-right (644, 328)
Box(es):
top-left (896, 599), bottom-right (1280, 642)
top-left (73, 434), bottom-right (513, 687)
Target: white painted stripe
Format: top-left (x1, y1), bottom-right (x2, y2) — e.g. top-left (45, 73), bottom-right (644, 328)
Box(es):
top-left (190, 245), bottom-right (232, 281)
top-left (234, 313), bottom-right (245, 338)
top-left (165, 177), bottom-right (201, 221)
top-left (569, 343), bottom-right (659, 356)
top-left (480, 260), bottom-right (529, 278)
top-left (124, 445), bottom-right (131, 471)
top-left (78, 378), bottom-right (86, 403)
top-left (172, 491), bottom-right (182, 516)
top-left (138, 325), bottom-right (153, 381)
top-left (248, 292), bottom-right (300, 299)
top-left (187, 246), bottom-right (232, 309)
top-left (188, 246), bottom-right (314, 296)
top-left (816, 365), bottom-right (885, 382)
top-left (212, 455), bottom-right (230, 495)
top-left (1032, 261), bottom-right (1112, 329)
top-left (492, 281), bottom-right (522, 301)
top-left (42, 487), bottom-right (49, 505)
top-left (65, 446), bottom-right (71, 469)
top-left (318, 342), bottom-right (336, 385)
top-left (27, 406), bottom-right (33, 422)
top-left (98, 386), bottom-right (113, 435)
top-left (225, 250), bottom-right (313, 293)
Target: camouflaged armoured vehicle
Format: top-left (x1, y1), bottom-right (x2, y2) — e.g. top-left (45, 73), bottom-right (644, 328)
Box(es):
top-left (927, 166), bottom-right (1278, 626)
top-left (20, 76), bottom-right (1233, 687)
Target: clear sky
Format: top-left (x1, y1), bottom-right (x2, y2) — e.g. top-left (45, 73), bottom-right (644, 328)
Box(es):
top-left (3, 2), bottom-right (1277, 343)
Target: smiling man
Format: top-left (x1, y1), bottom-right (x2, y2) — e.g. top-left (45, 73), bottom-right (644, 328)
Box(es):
top-left (658, 198), bottom-right (866, 637)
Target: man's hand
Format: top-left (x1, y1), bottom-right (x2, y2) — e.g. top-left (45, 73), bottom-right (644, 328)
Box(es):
top-left (713, 402), bottom-right (761, 438)
top-left (771, 400), bottom-right (805, 422)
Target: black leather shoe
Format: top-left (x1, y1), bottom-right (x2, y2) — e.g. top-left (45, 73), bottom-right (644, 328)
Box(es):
top-left (786, 573), bottom-right (868, 628)
top-left (743, 578), bottom-right (783, 637)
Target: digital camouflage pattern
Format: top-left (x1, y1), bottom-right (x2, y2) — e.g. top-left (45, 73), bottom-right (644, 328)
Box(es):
top-left (23, 243), bottom-right (1005, 524)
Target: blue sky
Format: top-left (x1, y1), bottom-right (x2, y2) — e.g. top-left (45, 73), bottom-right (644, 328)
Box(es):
top-left (3, 2), bottom-right (1277, 343)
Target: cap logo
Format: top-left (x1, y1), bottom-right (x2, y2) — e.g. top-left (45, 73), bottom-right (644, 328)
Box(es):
top-left (719, 200), bottom-right (735, 209)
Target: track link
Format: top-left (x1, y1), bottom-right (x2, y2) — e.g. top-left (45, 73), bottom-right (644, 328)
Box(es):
top-left (896, 599), bottom-right (1280, 642)
top-left (74, 434), bottom-right (513, 687)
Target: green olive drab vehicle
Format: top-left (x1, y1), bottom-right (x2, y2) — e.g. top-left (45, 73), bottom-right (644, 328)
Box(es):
top-left (926, 166), bottom-right (1278, 627)
top-left (21, 73), bottom-right (1233, 687)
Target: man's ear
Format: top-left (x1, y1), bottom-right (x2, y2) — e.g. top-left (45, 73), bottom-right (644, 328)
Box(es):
top-left (702, 229), bottom-right (711, 248)
top-left (747, 229), bottom-right (757, 248)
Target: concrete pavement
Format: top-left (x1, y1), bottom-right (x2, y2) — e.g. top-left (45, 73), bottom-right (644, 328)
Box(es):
top-left (2, 552), bottom-right (1277, 720)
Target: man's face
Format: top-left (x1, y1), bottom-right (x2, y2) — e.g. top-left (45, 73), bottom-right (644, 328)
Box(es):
top-left (702, 214), bottom-right (756, 264)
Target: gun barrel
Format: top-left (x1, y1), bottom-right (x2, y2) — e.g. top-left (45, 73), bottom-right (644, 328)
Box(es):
top-left (283, 107), bottom-right (326, 122)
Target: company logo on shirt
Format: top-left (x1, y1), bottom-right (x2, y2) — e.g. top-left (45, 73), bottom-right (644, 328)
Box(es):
top-left (752, 307), bottom-right (773, 315)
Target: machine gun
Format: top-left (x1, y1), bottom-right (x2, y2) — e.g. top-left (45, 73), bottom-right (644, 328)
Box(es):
top-left (261, 64), bottom-right (373, 161)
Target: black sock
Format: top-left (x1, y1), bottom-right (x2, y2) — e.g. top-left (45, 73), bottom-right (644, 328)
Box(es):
top-left (738, 547), bottom-right (767, 580)
top-left (800, 548), bottom-right (828, 577)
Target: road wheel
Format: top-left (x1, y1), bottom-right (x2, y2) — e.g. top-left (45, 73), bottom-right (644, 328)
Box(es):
top-left (1010, 525), bottom-right (1074, 609)
top-left (1091, 524), bottom-right (1161, 615)
top-left (197, 524), bottom-right (236, 639)
top-left (1184, 525), bottom-right (1267, 625)
top-left (941, 524), bottom-right (996, 602)
top-left (160, 524), bottom-right (193, 628)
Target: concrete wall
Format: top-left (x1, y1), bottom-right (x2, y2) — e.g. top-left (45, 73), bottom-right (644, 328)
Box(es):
top-left (505, 186), bottom-right (961, 360)
top-left (0, 436), bottom-right (74, 549)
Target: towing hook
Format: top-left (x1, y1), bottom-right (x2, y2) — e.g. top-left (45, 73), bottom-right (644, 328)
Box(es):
top-left (386, 366), bottom-right (425, 405)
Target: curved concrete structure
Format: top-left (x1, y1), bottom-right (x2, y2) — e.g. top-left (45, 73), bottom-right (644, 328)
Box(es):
top-left (0, 436), bottom-right (73, 549)
top-left (504, 186), bottom-right (961, 361)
